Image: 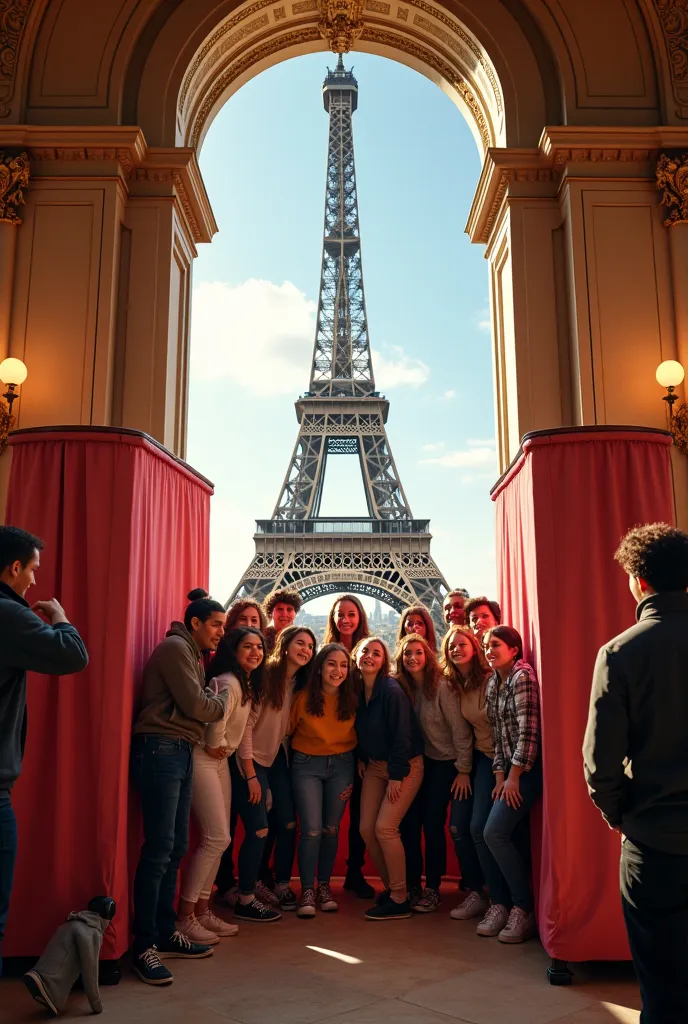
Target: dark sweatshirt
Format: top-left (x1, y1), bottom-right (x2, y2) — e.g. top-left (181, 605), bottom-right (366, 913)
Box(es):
top-left (0, 582), bottom-right (89, 790)
top-left (355, 675), bottom-right (424, 781)
top-left (133, 622), bottom-right (226, 744)
top-left (583, 591), bottom-right (688, 854)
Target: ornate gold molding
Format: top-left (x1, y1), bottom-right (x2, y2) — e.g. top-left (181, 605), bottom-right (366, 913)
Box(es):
top-left (653, 0), bottom-right (688, 119)
top-left (0, 149), bottom-right (29, 224)
top-left (318, 0), bottom-right (364, 52)
top-left (656, 152), bottom-right (688, 225)
top-left (0, 0), bottom-right (33, 119)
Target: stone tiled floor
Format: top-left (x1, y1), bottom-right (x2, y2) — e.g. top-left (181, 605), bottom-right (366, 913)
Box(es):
top-left (0, 885), bottom-right (641, 1023)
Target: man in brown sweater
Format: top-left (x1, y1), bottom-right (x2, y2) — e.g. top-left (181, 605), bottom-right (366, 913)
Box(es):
top-left (130, 591), bottom-right (227, 987)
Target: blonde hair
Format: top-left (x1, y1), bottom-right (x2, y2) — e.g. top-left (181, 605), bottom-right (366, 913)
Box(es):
top-left (441, 625), bottom-right (490, 693)
top-left (395, 633), bottom-right (440, 701)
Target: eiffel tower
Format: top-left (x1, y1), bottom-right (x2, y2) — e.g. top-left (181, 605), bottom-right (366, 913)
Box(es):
top-left (229, 57), bottom-right (449, 628)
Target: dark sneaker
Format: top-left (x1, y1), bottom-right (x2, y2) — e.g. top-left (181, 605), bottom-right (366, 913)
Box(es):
top-left (408, 885), bottom-right (423, 909)
top-left (375, 888), bottom-right (392, 906)
top-left (297, 888), bottom-right (317, 918)
top-left (234, 897), bottom-right (282, 922)
top-left (413, 887), bottom-right (440, 913)
top-left (255, 880), bottom-right (281, 907)
top-left (276, 885), bottom-right (298, 911)
top-left (156, 930), bottom-right (214, 959)
top-left (23, 970), bottom-right (60, 1011)
top-left (344, 871), bottom-right (375, 899)
top-left (365, 899), bottom-right (412, 921)
top-left (317, 883), bottom-right (338, 912)
top-left (131, 947), bottom-right (174, 985)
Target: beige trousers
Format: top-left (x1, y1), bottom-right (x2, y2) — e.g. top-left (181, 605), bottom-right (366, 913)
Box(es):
top-left (359, 756), bottom-right (424, 899)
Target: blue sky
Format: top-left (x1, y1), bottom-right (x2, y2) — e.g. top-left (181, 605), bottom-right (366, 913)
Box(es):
top-left (186, 52), bottom-right (497, 614)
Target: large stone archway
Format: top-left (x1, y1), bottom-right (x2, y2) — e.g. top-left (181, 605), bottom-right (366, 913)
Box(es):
top-left (0, 0), bottom-right (687, 519)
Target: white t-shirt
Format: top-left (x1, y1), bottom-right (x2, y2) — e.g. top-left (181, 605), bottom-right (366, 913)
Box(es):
top-left (204, 672), bottom-right (252, 753)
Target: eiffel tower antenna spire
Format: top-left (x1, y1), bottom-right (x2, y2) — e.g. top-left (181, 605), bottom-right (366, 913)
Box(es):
top-left (229, 63), bottom-right (450, 627)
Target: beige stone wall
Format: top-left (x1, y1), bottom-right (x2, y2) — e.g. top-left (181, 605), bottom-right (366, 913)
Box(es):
top-left (0, 0), bottom-right (687, 524)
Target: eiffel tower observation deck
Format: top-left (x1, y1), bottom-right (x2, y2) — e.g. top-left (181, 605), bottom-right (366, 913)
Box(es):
top-left (229, 58), bottom-right (449, 627)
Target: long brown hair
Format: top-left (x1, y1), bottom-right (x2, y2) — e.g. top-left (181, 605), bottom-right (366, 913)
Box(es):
top-left (323, 594), bottom-right (370, 648)
top-left (395, 633), bottom-right (439, 701)
top-left (441, 625), bottom-right (490, 694)
top-left (484, 625), bottom-right (524, 664)
top-left (208, 627), bottom-right (265, 705)
top-left (351, 635), bottom-right (391, 690)
top-left (396, 604), bottom-right (437, 651)
top-left (224, 598), bottom-right (268, 634)
top-left (302, 643), bottom-right (358, 720)
top-left (261, 625), bottom-right (317, 710)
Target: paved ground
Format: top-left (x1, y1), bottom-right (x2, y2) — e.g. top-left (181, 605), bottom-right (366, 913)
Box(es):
top-left (0, 884), bottom-right (641, 1023)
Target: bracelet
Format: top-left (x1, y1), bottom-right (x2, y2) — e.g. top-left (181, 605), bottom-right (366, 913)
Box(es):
top-left (246, 775), bottom-right (257, 782)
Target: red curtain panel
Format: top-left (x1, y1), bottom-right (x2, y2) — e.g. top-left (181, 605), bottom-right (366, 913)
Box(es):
top-left (3, 428), bottom-right (212, 960)
top-left (492, 427), bottom-right (674, 962)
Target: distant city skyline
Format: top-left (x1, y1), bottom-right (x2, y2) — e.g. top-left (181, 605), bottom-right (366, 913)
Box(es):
top-left (186, 53), bottom-right (498, 614)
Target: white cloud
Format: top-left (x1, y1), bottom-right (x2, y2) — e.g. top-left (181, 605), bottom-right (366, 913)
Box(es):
top-left (467, 437), bottom-right (496, 447)
top-left (421, 441), bottom-right (445, 452)
top-left (474, 309), bottom-right (491, 333)
top-left (421, 442), bottom-right (498, 469)
top-left (372, 344), bottom-right (430, 389)
top-left (442, 389), bottom-right (456, 400)
top-left (190, 279), bottom-right (316, 395)
top-left (191, 280), bottom-right (428, 396)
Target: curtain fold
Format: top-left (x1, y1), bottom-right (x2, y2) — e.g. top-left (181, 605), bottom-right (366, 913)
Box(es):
top-left (4, 429), bottom-right (211, 959)
top-left (492, 428), bottom-right (674, 962)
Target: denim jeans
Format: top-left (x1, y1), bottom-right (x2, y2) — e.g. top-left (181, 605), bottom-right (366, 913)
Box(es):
top-left (483, 759), bottom-right (542, 911)
top-left (235, 746), bottom-right (296, 894)
top-left (621, 837), bottom-right (688, 1023)
top-left (401, 756), bottom-right (455, 891)
top-left (450, 749), bottom-right (510, 906)
top-left (0, 790), bottom-right (18, 978)
top-left (130, 734), bottom-right (193, 953)
top-left (292, 751), bottom-right (354, 889)
top-left (346, 770), bottom-right (366, 874)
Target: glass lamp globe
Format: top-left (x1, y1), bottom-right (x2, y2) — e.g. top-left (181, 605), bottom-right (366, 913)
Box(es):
top-left (656, 360), bottom-right (685, 388)
top-left (0, 357), bottom-right (28, 386)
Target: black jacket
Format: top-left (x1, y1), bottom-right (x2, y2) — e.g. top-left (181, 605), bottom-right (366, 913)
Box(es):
top-left (355, 675), bottom-right (424, 781)
top-left (0, 582), bottom-right (89, 790)
top-left (583, 591), bottom-right (688, 854)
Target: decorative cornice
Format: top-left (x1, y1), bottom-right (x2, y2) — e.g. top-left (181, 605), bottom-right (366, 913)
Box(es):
top-left (318, 0), bottom-right (364, 52)
top-left (653, 0), bottom-right (688, 119)
top-left (656, 152), bottom-right (688, 225)
top-left (0, 0), bottom-right (33, 119)
top-left (0, 148), bottom-right (28, 224)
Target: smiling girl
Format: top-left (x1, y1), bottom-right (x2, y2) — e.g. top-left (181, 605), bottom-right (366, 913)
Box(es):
top-left (323, 594), bottom-right (373, 899)
top-left (233, 626), bottom-right (316, 922)
top-left (177, 627), bottom-right (265, 943)
top-left (354, 637), bottom-right (424, 920)
top-left (396, 605), bottom-right (437, 652)
top-left (289, 643), bottom-right (358, 917)
top-left (482, 625), bottom-right (541, 944)
top-left (396, 633), bottom-right (473, 913)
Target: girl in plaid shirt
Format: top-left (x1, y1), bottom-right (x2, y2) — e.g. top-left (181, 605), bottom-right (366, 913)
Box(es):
top-left (483, 625), bottom-right (541, 944)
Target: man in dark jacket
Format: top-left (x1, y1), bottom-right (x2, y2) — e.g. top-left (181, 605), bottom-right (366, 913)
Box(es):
top-left (583, 522), bottom-right (688, 1024)
top-left (0, 525), bottom-right (89, 977)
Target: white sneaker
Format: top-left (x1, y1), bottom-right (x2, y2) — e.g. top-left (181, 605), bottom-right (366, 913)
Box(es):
top-left (197, 909), bottom-right (239, 937)
top-left (175, 915), bottom-right (219, 945)
top-left (450, 890), bottom-right (489, 920)
top-left (475, 903), bottom-right (510, 937)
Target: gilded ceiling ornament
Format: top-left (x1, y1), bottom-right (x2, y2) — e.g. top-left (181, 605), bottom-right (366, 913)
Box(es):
top-left (318, 0), bottom-right (364, 53)
top-left (0, 149), bottom-right (29, 224)
top-left (654, 0), bottom-right (688, 118)
top-left (656, 152), bottom-right (688, 225)
top-left (0, 0), bottom-right (33, 118)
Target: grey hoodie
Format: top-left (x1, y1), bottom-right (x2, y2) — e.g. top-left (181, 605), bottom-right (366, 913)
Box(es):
top-left (25, 910), bottom-right (109, 1014)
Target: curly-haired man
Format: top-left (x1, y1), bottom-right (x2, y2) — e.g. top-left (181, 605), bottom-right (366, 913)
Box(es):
top-left (584, 522), bottom-right (688, 1023)
top-left (262, 588), bottom-right (303, 655)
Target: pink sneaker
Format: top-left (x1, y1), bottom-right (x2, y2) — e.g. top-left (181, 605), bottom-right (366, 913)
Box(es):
top-left (475, 903), bottom-right (510, 937)
top-left (197, 909), bottom-right (239, 937)
top-left (450, 890), bottom-right (489, 920)
top-left (498, 907), bottom-right (536, 944)
top-left (174, 915), bottom-right (219, 945)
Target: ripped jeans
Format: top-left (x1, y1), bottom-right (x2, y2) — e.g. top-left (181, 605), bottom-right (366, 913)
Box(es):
top-left (235, 746), bottom-right (296, 895)
top-left (292, 751), bottom-right (355, 890)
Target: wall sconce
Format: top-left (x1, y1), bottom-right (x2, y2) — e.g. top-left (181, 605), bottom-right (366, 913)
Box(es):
top-left (0, 357), bottom-right (27, 456)
top-left (656, 359), bottom-right (688, 456)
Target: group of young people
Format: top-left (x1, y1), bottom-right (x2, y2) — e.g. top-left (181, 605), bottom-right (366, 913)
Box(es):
top-left (129, 585), bottom-right (542, 987)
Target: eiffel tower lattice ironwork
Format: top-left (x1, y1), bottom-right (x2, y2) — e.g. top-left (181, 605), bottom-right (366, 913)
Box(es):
top-left (229, 58), bottom-right (449, 628)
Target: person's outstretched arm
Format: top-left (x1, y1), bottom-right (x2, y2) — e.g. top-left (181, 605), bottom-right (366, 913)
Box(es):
top-left (3, 599), bottom-right (88, 676)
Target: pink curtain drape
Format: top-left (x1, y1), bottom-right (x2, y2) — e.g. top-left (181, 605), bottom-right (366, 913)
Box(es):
top-left (492, 427), bottom-right (674, 962)
top-left (4, 428), bottom-right (212, 959)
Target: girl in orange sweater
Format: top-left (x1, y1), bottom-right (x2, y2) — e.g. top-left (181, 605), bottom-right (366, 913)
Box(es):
top-left (289, 643), bottom-right (358, 917)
